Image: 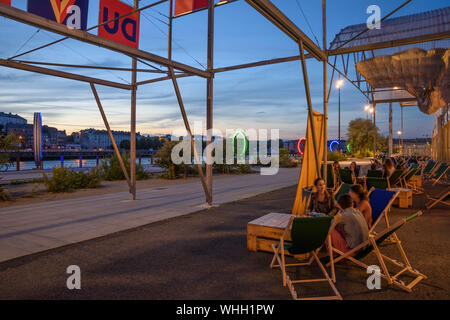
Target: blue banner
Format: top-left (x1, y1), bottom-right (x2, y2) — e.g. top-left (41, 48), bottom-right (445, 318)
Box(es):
top-left (27, 0), bottom-right (89, 30)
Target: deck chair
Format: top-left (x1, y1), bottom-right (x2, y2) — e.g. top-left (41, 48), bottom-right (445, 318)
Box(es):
top-left (322, 164), bottom-right (337, 190)
top-left (389, 169), bottom-right (404, 187)
top-left (369, 188), bottom-right (399, 233)
top-left (339, 169), bottom-right (354, 184)
top-left (334, 183), bottom-right (351, 201)
top-left (430, 163), bottom-right (449, 186)
top-left (366, 177), bottom-right (389, 191)
top-left (426, 187), bottom-right (450, 209)
top-left (367, 169), bottom-right (383, 178)
top-left (326, 211), bottom-right (427, 293)
top-left (270, 216), bottom-right (342, 300)
top-left (421, 160), bottom-right (436, 178)
top-left (402, 166), bottom-right (423, 193)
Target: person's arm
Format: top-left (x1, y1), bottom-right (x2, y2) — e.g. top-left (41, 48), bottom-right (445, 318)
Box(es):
top-left (308, 193), bottom-right (315, 212)
top-left (362, 201), bottom-right (372, 228)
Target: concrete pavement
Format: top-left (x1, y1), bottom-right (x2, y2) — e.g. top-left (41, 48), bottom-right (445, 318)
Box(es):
top-left (0, 168), bottom-right (299, 263)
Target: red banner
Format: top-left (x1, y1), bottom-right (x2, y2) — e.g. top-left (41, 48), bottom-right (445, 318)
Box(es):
top-left (0, 0), bottom-right (11, 5)
top-left (175, 0), bottom-right (208, 16)
top-left (98, 0), bottom-right (140, 48)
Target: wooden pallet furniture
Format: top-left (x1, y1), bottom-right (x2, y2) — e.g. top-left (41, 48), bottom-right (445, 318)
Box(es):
top-left (389, 187), bottom-right (413, 208)
top-left (247, 213), bottom-right (308, 259)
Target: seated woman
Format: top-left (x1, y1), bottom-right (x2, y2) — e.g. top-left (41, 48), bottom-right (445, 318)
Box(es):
top-left (349, 161), bottom-right (360, 178)
top-left (307, 178), bottom-right (339, 216)
top-left (349, 184), bottom-right (372, 228)
top-left (327, 194), bottom-right (369, 255)
top-left (333, 161), bottom-right (341, 182)
top-left (382, 158), bottom-right (395, 178)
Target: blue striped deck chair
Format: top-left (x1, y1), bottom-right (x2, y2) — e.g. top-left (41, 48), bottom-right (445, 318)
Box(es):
top-left (369, 188), bottom-right (400, 233)
top-left (326, 211), bottom-right (427, 293)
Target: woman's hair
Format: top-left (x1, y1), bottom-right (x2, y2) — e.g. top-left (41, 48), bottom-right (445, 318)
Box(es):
top-left (314, 177), bottom-right (324, 186)
top-left (350, 184), bottom-right (368, 201)
top-left (338, 194), bottom-right (353, 209)
top-left (351, 161), bottom-right (357, 169)
top-left (384, 158), bottom-right (394, 169)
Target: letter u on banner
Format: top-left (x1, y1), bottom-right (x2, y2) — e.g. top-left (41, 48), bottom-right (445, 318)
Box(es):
top-left (98, 0), bottom-right (140, 48)
top-left (174, 0), bottom-right (208, 16)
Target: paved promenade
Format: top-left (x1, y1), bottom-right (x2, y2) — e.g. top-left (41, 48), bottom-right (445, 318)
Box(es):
top-left (0, 168), bottom-right (299, 262)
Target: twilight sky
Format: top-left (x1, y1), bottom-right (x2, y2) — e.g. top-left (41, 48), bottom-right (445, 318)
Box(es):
top-left (0, 0), bottom-right (446, 139)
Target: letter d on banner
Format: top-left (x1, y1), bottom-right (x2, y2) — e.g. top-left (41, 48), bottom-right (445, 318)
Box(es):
top-left (98, 0), bottom-right (140, 48)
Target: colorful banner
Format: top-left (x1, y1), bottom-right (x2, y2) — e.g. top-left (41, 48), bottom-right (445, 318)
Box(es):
top-left (175, 0), bottom-right (209, 16)
top-left (98, 0), bottom-right (140, 49)
top-left (27, 0), bottom-right (89, 30)
top-left (0, 0), bottom-right (11, 6)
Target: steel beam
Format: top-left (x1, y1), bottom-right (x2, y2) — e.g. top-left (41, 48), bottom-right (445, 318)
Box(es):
top-left (0, 3), bottom-right (209, 78)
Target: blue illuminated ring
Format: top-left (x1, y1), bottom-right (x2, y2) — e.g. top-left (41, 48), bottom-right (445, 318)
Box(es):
top-left (329, 140), bottom-right (339, 153)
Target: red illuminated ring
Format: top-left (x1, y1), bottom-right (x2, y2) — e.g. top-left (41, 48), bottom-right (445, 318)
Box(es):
top-left (297, 138), bottom-right (306, 155)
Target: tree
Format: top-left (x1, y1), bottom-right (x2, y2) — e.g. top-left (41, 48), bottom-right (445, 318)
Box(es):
top-left (0, 133), bottom-right (18, 171)
top-left (347, 118), bottom-right (386, 157)
top-left (120, 139), bottom-right (130, 150)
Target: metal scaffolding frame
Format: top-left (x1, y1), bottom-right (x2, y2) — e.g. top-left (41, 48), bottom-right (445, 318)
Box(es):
top-left (0, 0), bottom-right (447, 204)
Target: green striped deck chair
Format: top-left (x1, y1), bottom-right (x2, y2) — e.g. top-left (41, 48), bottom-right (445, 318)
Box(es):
top-left (389, 169), bottom-right (404, 187)
top-left (322, 164), bottom-right (336, 190)
top-left (366, 177), bottom-right (389, 190)
top-left (423, 160), bottom-right (438, 179)
top-left (334, 183), bottom-right (351, 201)
top-left (270, 216), bottom-right (342, 300)
top-left (430, 163), bottom-right (449, 186)
top-left (403, 166), bottom-right (423, 192)
top-left (339, 169), bottom-right (354, 184)
top-left (326, 211), bottom-right (427, 293)
top-left (426, 187), bottom-right (450, 209)
top-left (367, 169), bottom-right (383, 178)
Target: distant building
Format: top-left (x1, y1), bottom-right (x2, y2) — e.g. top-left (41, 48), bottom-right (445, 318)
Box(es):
top-left (80, 129), bottom-right (141, 150)
top-left (0, 112), bottom-right (27, 130)
top-left (6, 123), bottom-right (33, 148)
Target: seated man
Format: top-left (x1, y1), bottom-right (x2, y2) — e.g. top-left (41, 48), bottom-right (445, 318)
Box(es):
top-left (327, 194), bottom-right (369, 255)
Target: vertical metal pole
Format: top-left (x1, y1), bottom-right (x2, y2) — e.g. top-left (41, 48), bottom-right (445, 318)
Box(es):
top-left (389, 102), bottom-right (393, 156)
top-left (338, 87), bottom-right (341, 148)
top-left (322, 0), bottom-right (328, 182)
top-left (373, 103), bottom-right (377, 157)
top-left (130, 0), bottom-right (138, 200)
top-left (168, 0), bottom-right (173, 60)
top-left (206, 0), bottom-right (214, 205)
top-left (401, 104), bottom-right (404, 152)
top-left (299, 41), bottom-right (321, 177)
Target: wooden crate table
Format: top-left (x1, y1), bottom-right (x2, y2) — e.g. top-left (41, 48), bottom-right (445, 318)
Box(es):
top-left (247, 212), bottom-right (309, 259)
top-left (410, 175), bottom-right (422, 187)
top-left (389, 188), bottom-right (413, 208)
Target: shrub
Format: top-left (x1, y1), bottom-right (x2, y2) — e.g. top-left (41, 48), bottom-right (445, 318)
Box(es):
top-left (0, 185), bottom-right (12, 201)
top-left (43, 167), bottom-right (102, 193)
top-left (279, 148), bottom-right (298, 168)
top-left (327, 152), bottom-right (347, 162)
top-left (101, 152), bottom-right (149, 181)
top-left (235, 164), bottom-right (255, 174)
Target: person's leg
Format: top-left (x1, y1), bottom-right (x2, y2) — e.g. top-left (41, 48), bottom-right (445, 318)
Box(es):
top-left (326, 229), bottom-right (351, 257)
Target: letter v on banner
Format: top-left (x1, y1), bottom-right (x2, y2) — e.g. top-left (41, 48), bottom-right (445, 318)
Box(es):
top-left (98, 0), bottom-right (140, 49)
top-left (175, 0), bottom-right (209, 17)
top-left (0, 0), bottom-right (11, 6)
top-left (27, 0), bottom-right (89, 30)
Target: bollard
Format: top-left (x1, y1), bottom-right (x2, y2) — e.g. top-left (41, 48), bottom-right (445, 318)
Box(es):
top-left (60, 155), bottom-right (64, 168)
top-left (96, 155), bottom-right (99, 167)
top-left (79, 155), bottom-right (82, 168)
top-left (16, 157), bottom-right (20, 171)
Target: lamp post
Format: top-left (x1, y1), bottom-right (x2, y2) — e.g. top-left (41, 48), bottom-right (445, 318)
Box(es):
top-left (336, 79), bottom-right (344, 151)
top-left (397, 131), bottom-right (402, 152)
top-left (364, 104), bottom-right (374, 120)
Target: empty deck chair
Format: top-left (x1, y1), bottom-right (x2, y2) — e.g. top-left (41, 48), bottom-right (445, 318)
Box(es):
top-left (430, 163), bottom-right (449, 186)
top-left (322, 164), bottom-right (337, 190)
top-left (366, 177), bottom-right (389, 190)
top-left (270, 216), bottom-right (342, 300)
top-left (334, 183), bottom-right (351, 201)
top-left (369, 188), bottom-right (399, 233)
top-left (339, 169), bottom-right (354, 184)
top-left (426, 187), bottom-right (450, 209)
top-left (389, 169), bottom-right (404, 187)
top-left (403, 166), bottom-right (423, 192)
top-left (421, 160), bottom-right (436, 178)
top-left (326, 211), bottom-right (426, 293)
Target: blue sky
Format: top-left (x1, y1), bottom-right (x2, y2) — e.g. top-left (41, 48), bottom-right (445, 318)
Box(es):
top-left (0, 0), bottom-right (445, 139)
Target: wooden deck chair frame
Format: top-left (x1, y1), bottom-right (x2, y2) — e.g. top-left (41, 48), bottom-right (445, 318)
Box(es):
top-left (403, 166), bottom-right (424, 193)
top-left (270, 215), bottom-right (342, 300)
top-left (431, 164), bottom-right (449, 186)
top-left (369, 188), bottom-right (400, 234)
top-left (426, 187), bottom-right (450, 209)
top-left (326, 211), bottom-right (427, 293)
top-left (425, 161), bottom-right (442, 180)
top-left (421, 160), bottom-right (437, 179)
